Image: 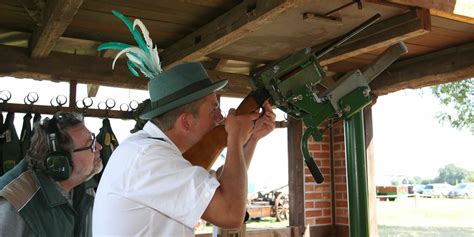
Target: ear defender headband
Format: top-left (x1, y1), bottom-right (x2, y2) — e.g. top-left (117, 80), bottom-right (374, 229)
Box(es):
top-left (44, 117), bottom-right (72, 181)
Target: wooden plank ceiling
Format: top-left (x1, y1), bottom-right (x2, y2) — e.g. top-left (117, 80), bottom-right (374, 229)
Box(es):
top-left (0, 0), bottom-right (474, 97)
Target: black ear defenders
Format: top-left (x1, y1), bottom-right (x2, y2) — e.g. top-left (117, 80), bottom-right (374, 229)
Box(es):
top-left (44, 117), bottom-right (72, 181)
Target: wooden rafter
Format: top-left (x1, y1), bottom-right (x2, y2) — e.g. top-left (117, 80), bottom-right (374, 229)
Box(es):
top-left (213, 58), bottom-right (229, 71)
top-left (318, 9), bottom-right (431, 66)
top-left (0, 45), bottom-right (251, 98)
top-left (87, 84), bottom-right (100, 97)
top-left (160, 0), bottom-right (297, 69)
top-left (371, 41), bottom-right (474, 96)
top-left (378, 0), bottom-right (474, 24)
top-left (29, 0), bottom-right (83, 58)
top-left (17, 0), bottom-right (44, 25)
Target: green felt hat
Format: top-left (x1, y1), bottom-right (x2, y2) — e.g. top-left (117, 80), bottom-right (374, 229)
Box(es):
top-left (139, 62), bottom-right (228, 119)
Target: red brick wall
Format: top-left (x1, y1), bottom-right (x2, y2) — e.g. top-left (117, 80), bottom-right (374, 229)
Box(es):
top-left (332, 121), bottom-right (348, 225)
top-left (304, 121), bottom-right (348, 227)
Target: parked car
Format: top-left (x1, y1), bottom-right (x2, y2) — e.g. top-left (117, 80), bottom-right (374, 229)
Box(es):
top-left (422, 183), bottom-right (453, 198)
top-left (408, 184), bottom-right (425, 195)
top-left (448, 183), bottom-right (474, 198)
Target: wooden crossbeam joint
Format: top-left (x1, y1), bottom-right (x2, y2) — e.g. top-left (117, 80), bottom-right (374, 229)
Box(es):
top-left (29, 0), bottom-right (84, 58)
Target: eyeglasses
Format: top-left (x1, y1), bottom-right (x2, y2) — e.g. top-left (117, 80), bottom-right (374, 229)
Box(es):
top-left (73, 133), bottom-right (96, 153)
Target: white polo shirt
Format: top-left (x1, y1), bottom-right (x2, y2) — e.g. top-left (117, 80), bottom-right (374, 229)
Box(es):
top-left (93, 122), bottom-right (220, 237)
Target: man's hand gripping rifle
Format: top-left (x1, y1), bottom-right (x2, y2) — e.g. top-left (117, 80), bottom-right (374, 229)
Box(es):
top-left (250, 14), bottom-right (408, 183)
top-left (183, 14), bottom-right (408, 183)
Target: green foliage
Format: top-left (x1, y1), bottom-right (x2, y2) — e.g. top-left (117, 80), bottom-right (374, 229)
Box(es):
top-left (465, 171), bottom-right (474, 182)
top-left (413, 176), bottom-right (422, 184)
top-left (420, 179), bottom-right (432, 185)
top-left (434, 164), bottom-right (469, 185)
top-left (431, 78), bottom-right (474, 134)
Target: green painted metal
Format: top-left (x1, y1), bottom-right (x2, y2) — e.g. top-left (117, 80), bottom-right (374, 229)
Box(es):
top-left (301, 126), bottom-right (324, 183)
top-left (344, 111), bottom-right (369, 237)
top-left (339, 87), bottom-right (371, 120)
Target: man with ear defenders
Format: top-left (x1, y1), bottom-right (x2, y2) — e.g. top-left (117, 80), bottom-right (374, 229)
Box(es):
top-left (0, 112), bottom-right (103, 237)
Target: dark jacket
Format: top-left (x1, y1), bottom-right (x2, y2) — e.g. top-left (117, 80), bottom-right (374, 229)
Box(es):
top-left (0, 160), bottom-right (97, 237)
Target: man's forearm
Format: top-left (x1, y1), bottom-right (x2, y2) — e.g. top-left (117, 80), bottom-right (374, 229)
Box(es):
top-left (243, 136), bottom-right (258, 170)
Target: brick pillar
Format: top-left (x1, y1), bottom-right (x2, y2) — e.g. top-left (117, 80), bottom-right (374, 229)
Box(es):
top-left (304, 121), bottom-right (348, 237)
top-left (304, 122), bottom-right (331, 226)
top-left (333, 121), bottom-right (349, 236)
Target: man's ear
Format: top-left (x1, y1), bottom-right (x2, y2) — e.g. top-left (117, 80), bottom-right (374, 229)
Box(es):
top-left (177, 112), bottom-right (194, 132)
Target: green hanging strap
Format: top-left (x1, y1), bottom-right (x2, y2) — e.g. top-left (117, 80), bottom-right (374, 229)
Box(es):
top-left (1, 112), bottom-right (21, 174)
top-left (94, 118), bottom-right (119, 184)
top-left (20, 112), bottom-right (33, 159)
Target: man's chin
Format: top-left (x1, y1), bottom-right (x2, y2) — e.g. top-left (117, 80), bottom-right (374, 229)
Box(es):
top-left (84, 162), bottom-right (103, 181)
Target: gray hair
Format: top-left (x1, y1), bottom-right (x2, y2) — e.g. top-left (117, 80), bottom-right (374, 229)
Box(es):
top-left (25, 112), bottom-right (84, 171)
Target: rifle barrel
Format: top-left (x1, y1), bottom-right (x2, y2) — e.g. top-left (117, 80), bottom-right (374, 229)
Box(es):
top-left (316, 13), bottom-right (381, 60)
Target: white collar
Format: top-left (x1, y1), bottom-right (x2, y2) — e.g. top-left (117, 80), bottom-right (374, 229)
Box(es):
top-left (143, 121), bottom-right (180, 153)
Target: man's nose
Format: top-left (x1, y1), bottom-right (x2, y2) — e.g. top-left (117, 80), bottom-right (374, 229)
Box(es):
top-left (215, 109), bottom-right (224, 124)
top-left (96, 142), bottom-right (103, 152)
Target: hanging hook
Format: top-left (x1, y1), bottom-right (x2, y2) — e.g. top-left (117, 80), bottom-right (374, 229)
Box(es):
top-left (0, 90), bottom-right (12, 103)
top-left (97, 101), bottom-right (107, 110)
top-left (129, 100), bottom-right (139, 111)
top-left (98, 98), bottom-right (116, 118)
top-left (119, 100), bottom-right (139, 112)
top-left (76, 97), bottom-right (94, 116)
top-left (105, 98), bottom-right (116, 110)
top-left (24, 92), bottom-right (39, 112)
top-left (50, 95), bottom-right (68, 111)
top-left (50, 97), bottom-right (59, 107)
top-left (55, 95), bottom-right (68, 107)
top-left (24, 92), bottom-right (39, 105)
top-left (119, 103), bottom-right (130, 112)
top-left (81, 97), bottom-right (94, 109)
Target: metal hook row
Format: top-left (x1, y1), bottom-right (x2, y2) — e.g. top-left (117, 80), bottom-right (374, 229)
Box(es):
top-left (78, 98), bottom-right (138, 112)
top-left (0, 90), bottom-right (138, 112)
top-left (1, 91), bottom-right (39, 105)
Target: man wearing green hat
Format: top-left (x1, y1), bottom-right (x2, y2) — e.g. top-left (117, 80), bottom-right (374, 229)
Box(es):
top-left (93, 62), bottom-right (275, 236)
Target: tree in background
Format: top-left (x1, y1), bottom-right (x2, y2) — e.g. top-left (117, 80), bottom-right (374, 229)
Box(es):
top-left (434, 164), bottom-right (469, 185)
top-left (413, 176), bottom-right (422, 184)
top-left (466, 171), bottom-right (474, 182)
top-left (431, 78), bottom-right (473, 134)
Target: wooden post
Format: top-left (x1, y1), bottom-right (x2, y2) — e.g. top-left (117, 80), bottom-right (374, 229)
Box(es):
top-left (364, 106), bottom-right (378, 237)
top-left (287, 117), bottom-right (305, 236)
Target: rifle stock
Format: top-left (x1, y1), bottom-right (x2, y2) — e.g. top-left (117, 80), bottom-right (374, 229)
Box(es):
top-left (183, 91), bottom-right (266, 169)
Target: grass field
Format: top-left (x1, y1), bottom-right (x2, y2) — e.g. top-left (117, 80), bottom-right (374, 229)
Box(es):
top-left (197, 197), bottom-right (474, 236)
top-left (377, 197), bottom-right (474, 237)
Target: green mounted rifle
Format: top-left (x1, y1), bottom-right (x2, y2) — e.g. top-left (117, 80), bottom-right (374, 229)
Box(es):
top-left (184, 13), bottom-right (408, 183)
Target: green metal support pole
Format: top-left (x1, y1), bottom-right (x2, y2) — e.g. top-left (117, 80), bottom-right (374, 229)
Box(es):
top-left (344, 111), bottom-right (369, 237)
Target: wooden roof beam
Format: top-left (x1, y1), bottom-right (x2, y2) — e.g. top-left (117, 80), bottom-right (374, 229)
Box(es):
top-left (371, 41), bottom-right (474, 96)
top-left (0, 45), bottom-right (252, 98)
top-left (160, 0), bottom-right (298, 69)
top-left (369, 0), bottom-right (474, 24)
top-left (17, 0), bottom-right (43, 25)
top-left (29, 0), bottom-right (83, 58)
top-left (318, 9), bottom-right (431, 66)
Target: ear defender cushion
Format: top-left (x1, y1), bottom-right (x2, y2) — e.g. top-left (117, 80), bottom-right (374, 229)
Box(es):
top-left (45, 150), bottom-right (72, 181)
